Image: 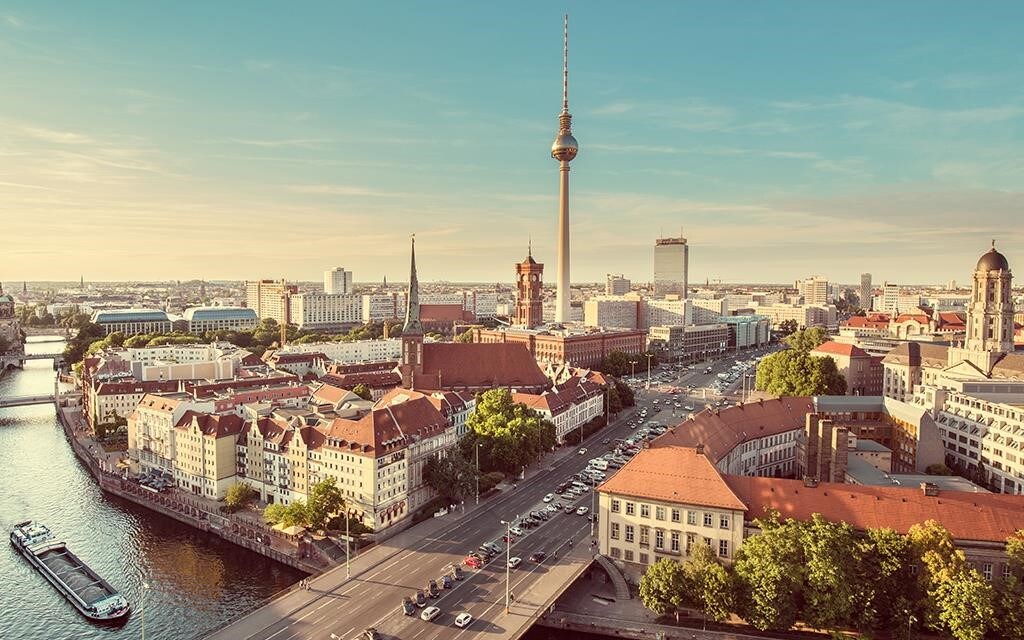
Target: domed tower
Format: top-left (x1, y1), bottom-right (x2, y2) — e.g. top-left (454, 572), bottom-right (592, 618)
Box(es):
top-left (959, 242), bottom-right (1014, 371)
top-left (551, 14), bottom-right (579, 324)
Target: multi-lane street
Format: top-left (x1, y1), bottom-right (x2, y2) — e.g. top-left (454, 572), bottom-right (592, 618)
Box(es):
top-left (209, 348), bottom-right (773, 640)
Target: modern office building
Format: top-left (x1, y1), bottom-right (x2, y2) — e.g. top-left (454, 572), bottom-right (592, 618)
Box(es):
top-left (92, 309), bottom-right (174, 336)
top-left (798, 275), bottom-right (829, 306)
top-left (654, 236), bottom-right (689, 297)
top-left (183, 307), bottom-right (258, 334)
top-left (860, 273), bottom-right (872, 309)
top-left (245, 279), bottom-right (297, 324)
top-left (289, 293), bottom-right (363, 331)
top-left (606, 274), bottom-right (631, 296)
top-left (324, 267), bottom-right (353, 295)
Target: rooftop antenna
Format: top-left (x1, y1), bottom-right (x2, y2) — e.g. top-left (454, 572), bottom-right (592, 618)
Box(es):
top-left (528, 235), bottom-right (532, 258)
top-left (562, 14), bottom-right (569, 115)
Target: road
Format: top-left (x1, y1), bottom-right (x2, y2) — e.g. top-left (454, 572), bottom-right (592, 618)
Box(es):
top-left (214, 348), bottom-right (774, 640)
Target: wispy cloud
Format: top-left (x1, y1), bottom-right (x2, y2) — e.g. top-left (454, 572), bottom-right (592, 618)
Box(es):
top-left (3, 15), bottom-right (23, 28)
top-left (229, 137), bottom-right (332, 148)
top-left (20, 126), bottom-right (95, 145)
top-left (286, 184), bottom-right (414, 197)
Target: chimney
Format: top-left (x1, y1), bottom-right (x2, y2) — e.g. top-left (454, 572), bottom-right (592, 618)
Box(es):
top-left (695, 443), bottom-right (705, 455)
top-left (803, 476), bottom-right (819, 488)
top-left (921, 482), bottom-right (939, 497)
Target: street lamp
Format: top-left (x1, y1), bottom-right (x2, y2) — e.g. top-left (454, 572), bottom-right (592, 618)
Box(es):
top-left (629, 360), bottom-right (637, 379)
top-left (140, 581), bottom-right (150, 640)
top-left (644, 353), bottom-right (654, 391)
top-left (500, 516), bottom-right (518, 615)
top-left (590, 475), bottom-right (596, 537)
top-left (345, 508), bottom-right (351, 579)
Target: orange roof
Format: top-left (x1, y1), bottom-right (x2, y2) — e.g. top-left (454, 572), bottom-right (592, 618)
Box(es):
top-left (322, 391), bottom-right (449, 457)
top-left (175, 411), bottom-right (245, 438)
top-left (653, 397), bottom-right (814, 463)
top-left (418, 343), bottom-right (548, 391)
top-left (812, 341), bottom-right (870, 358)
top-left (598, 446), bottom-right (747, 511)
top-left (725, 475), bottom-right (1024, 544)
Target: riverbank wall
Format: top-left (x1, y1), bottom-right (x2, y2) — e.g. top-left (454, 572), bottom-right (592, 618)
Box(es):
top-left (56, 407), bottom-right (323, 574)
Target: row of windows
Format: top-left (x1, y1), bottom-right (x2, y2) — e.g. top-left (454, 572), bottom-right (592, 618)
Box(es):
top-left (610, 500), bottom-right (731, 529)
top-left (608, 537), bottom-right (730, 561)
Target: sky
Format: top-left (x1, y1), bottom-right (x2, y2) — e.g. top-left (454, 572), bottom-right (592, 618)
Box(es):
top-left (1, 2), bottom-right (1023, 286)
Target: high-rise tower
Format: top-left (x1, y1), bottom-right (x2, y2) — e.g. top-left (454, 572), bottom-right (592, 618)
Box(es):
top-left (551, 14), bottom-right (578, 324)
top-left (514, 242), bottom-right (544, 329)
top-left (400, 236), bottom-right (424, 388)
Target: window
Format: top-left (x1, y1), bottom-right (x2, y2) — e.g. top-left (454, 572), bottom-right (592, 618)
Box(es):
top-left (671, 531), bottom-right (680, 552)
top-left (611, 523), bottom-right (620, 540)
top-left (624, 549), bottom-right (634, 562)
top-left (703, 512), bottom-right (713, 527)
top-left (655, 529), bottom-right (665, 549)
top-left (982, 563), bottom-right (993, 581)
top-left (720, 515), bottom-right (730, 529)
top-left (626, 502), bottom-right (635, 516)
top-left (639, 552), bottom-right (649, 565)
top-left (686, 532), bottom-right (695, 554)
top-left (671, 508), bottom-right (680, 523)
top-left (611, 499), bottom-right (620, 513)
top-left (640, 526), bottom-right (649, 546)
top-left (1004, 564), bottom-right (1012, 579)
top-left (640, 504), bottom-right (650, 518)
top-left (655, 506), bottom-right (666, 521)
top-left (719, 539), bottom-right (730, 558)
top-left (625, 525), bottom-right (635, 543)
top-left (687, 511), bottom-right (696, 525)
top-left (610, 547), bottom-right (621, 559)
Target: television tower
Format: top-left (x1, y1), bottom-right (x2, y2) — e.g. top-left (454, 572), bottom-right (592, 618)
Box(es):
top-left (551, 14), bottom-right (578, 324)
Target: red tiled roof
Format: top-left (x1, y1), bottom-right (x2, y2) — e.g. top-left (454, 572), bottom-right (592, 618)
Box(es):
top-left (881, 342), bottom-right (950, 367)
top-left (812, 341), bottom-right (870, 358)
top-left (418, 343), bottom-right (548, 391)
top-left (598, 446), bottom-right (747, 511)
top-left (175, 411), bottom-right (245, 438)
top-left (326, 361), bottom-right (398, 375)
top-left (311, 383), bottom-right (356, 405)
top-left (653, 397), bottom-right (813, 463)
top-left (190, 374), bottom-right (298, 398)
top-left (323, 391), bottom-right (448, 457)
top-left (843, 315), bottom-right (890, 329)
top-left (725, 475), bottom-right (1024, 544)
top-left (320, 371), bottom-right (401, 389)
top-left (95, 380), bottom-right (180, 396)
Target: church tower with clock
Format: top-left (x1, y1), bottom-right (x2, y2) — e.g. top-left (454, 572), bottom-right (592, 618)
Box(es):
top-left (514, 244), bottom-right (544, 329)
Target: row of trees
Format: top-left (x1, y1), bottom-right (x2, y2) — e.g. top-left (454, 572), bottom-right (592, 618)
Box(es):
top-left (260, 477), bottom-right (345, 532)
top-left (600, 349), bottom-right (658, 378)
top-left (639, 514), bottom-right (1024, 640)
top-left (754, 327), bottom-right (847, 396)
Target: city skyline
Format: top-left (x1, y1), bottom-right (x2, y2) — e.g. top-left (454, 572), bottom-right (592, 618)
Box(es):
top-left (3, 2), bottom-right (1024, 284)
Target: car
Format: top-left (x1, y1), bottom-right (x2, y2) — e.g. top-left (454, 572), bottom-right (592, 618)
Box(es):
top-left (601, 437), bottom-right (611, 444)
top-left (545, 504), bottom-right (558, 513)
top-left (415, 590), bottom-right (427, 607)
top-left (421, 605), bottom-right (441, 622)
top-left (529, 551), bottom-right (547, 563)
top-left (402, 597), bottom-right (416, 616)
top-left (576, 506), bottom-right (589, 516)
top-left (587, 513), bottom-right (598, 523)
top-left (578, 448), bottom-right (587, 455)
top-left (543, 493), bottom-right (554, 503)
top-left (464, 555), bottom-right (482, 568)
top-left (427, 580), bottom-right (440, 598)
top-left (441, 575), bottom-right (453, 589)
top-left (508, 556), bottom-right (522, 569)
top-left (510, 526), bottom-right (524, 536)
top-left (454, 612), bottom-right (474, 628)
top-left (563, 505), bottom-right (575, 514)
top-left (363, 628), bottom-right (382, 640)
top-left (478, 545), bottom-right (495, 557)
top-left (502, 534), bottom-right (515, 544)
top-left (536, 510), bottom-right (550, 520)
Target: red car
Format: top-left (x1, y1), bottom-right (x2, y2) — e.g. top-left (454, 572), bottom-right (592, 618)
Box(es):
top-left (464, 555), bottom-right (482, 569)
top-left (502, 535), bottom-right (516, 544)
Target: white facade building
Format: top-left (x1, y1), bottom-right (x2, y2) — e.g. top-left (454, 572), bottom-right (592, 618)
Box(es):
top-left (289, 293), bottom-right (363, 331)
top-left (282, 339), bottom-right (402, 364)
top-left (324, 267), bottom-right (353, 295)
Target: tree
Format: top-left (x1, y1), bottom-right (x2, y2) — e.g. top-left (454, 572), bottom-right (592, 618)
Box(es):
top-left (934, 567), bottom-right (994, 640)
top-left (306, 478), bottom-right (344, 531)
top-left (281, 500), bottom-right (309, 529)
top-left (682, 540), bottom-right (735, 624)
top-left (0, 335), bottom-right (11, 354)
top-left (455, 329), bottom-right (475, 343)
top-left (606, 384), bottom-right (623, 415)
top-left (263, 503), bottom-right (287, 525)
top-left (600, 350), bottom-right (632, 377)
top-left (639, 558), bottom-right (688, 615)
top-left (926, 463), bottom-right (954, 475)
top-left (776, 319), bottom-right (798, 336)
top-left (993, 531), bottom-right (1024, 640)
top-left (464, 389), bottom-right (556, 473)
top-left (423, 451), bottom-right (477, 501)
top-left (755, 349), bottom-right (846, 396)
top-left (224, 483), bottom-right (257, 512)
top-left (733, 512), bottom-right (805, 631)
top-left (614, 378), bottom-right (635, 408)
top-left (783, 327), bottom-right (828, 352)
top-left (800, 515), bottom-right (861, 631)
top-left (908, 520), bottom-right (967, 631)
top-left (351, 383), bottom-right (372, 401)
top-left (858, 527), bottom-right (917, 635)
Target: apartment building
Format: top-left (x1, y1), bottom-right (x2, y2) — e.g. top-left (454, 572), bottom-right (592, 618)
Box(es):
top-left (289, 293), bottom-right (363, 331)
top-left (245, 279), bottom-right (297, 324)
top-left (513, 375), bottom-right (605, 443)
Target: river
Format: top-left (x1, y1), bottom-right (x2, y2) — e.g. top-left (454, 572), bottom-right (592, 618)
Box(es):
top-left (0, 339), bottom-right (303, 640)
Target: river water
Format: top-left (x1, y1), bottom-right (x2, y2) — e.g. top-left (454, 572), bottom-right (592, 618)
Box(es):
top-left (0, 339), bottom-right (303, 640)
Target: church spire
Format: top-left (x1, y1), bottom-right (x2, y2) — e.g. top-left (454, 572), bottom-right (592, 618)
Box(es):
top-left (403, 235), bottom-right (423, 335)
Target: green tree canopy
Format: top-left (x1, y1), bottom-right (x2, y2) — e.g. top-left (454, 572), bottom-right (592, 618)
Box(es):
top-left (783, 326), bottom-right (828, 352)
top-left (755, 349), bottom-right (846, 396)
top-left (800, 514), bottom-right (861, 631)
top-left (224, 483), bottom-right (258, 512)
top-left (994, 531), bottom-right (1024, 640)
top-left (422, 450), bottom-right (477, 501)
top-left (639, 558), bottom-right (688, 615)
top-left (263, 503), bottom-right (287, 525)
top-left (733, 512), bottom-right (805, 631)
top-left (306, 478), bottom-right (344, 531)
top-left (351, 383), bottom-right (372, 401)
top-left (682, 540), bottom-right (735, 624)
top-left (600, 350), bottom-right (633, 377)
top-left (455, 329), bottom-right (475, 343)
top-left (463, 388), bottom-right (556, 473)
top-left (614, 378), bottom-right (635, 408)
top-left (858, 527), bottom-right (917, 635)
top-left (934, 567), bottom-right (994, 640)
top-left (776, 319), bottom-right (798, 336)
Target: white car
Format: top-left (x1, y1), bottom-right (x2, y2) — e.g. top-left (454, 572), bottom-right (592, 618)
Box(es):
top-left (454, 612), bottom-right (473, 628)
top-left (510, 526), bottom-right (524, 536)
top-left (576, 506), bottom-right (589, 516)
top-left (421, 605), bottom-right (441, 621)
top-left (545, 503), bottom-right (558, 513)
top-left (578, 448), bottom-right (587, 455)
top-left (508, 556), bottom-right (522, 569)
top-left (543, 493), bottom-right (554, 503)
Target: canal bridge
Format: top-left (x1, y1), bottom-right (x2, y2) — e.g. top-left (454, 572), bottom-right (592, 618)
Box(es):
top-left (0, 394), bottom-right (56, 409)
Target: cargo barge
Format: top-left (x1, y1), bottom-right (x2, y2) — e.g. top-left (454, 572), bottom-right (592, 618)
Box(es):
top-left (10, 521), bottom-right (130, 621)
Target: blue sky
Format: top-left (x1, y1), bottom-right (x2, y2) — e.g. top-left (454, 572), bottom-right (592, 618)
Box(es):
top-left (1, 2), bottom-right (1023, 285)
